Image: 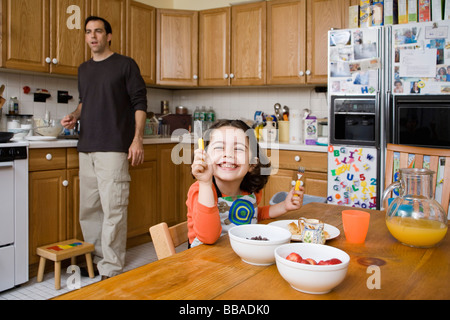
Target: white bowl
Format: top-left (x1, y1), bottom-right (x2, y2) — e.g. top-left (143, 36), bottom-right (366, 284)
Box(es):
top-left (275, 243), bottom-right (350, 294)
top-left (35, 121), bottom-right (63, 137)
top-left (228, 224), bottom-right (292, 266)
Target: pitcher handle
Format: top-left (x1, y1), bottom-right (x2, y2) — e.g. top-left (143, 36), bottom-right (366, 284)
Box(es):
top-left (382, 181), bottom-right (400, 204)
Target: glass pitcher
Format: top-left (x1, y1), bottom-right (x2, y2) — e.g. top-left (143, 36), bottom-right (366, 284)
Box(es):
top-left (382, 168), bottom-right (448, 248)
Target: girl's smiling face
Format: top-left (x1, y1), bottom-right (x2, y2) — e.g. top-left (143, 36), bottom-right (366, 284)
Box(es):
top-left (207, 126), bottom-right (251, 184)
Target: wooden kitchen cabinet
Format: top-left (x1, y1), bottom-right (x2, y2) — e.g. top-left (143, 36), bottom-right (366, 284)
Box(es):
top-left (267, 0), bottom-right (348, 85)
top-left (199, 2), bottom-right (266, 86)
top-left (267, 0), bottom-right (306, 85)
top-left (127, 146), bottom-right (157, 239)
top-left (2, 0), bottom-right (89, 75)
top-left (156, 9), bottom-right (198, 86)
top-left (157, 144), bottom-right (183, 226)
top-left (91, 0), bottom-right (128, 56)
top-left (231, 2), bottom-right (266, 86)
top-left (263, 149), bottom-right (327, 204)
top-left (127, 1), bottom-right (156, 85)
top-left (198, 7), bottom-right (231, 87)
top-left (29, 149), bottom-right (68, 265)
top-left (306, 0), bottom-right (349, 84)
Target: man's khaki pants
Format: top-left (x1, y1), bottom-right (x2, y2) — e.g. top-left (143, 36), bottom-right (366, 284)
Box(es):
top-left (79, 152), bottom-right (130, 277)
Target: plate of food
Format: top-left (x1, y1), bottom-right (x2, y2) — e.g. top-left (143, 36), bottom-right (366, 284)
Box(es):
top-left (268, 219), bottom-right (340, 242)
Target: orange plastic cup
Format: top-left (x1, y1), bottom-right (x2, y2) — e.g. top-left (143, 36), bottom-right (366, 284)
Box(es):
top-left (342, 210), bottom-right (370, 244)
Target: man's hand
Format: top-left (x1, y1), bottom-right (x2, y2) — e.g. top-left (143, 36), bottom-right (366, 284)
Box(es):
top-left (128, 138), bottom-right (144, 167)
top-left (61, 114), bottom-right (78, 129)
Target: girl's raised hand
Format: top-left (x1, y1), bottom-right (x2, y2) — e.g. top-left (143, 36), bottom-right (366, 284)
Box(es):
top-left (284, 186), bottom-right (304, 211)
top-left (191, 148), bottom-right (213, 183)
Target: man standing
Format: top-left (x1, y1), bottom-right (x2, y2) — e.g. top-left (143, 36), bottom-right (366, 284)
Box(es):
top-left (61, 16), bottom-right (147, 280)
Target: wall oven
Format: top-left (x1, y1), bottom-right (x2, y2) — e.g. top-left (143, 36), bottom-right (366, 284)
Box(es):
top-left (390, 95), bottom-right (450, 149)
top-left (330, 96), bottom-right (379, 147)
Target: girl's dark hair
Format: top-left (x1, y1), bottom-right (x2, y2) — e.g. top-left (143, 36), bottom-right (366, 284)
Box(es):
top-left (204, 119), bottom-right (271, 194)
top-left (85, 16), bottom-right (112, 46)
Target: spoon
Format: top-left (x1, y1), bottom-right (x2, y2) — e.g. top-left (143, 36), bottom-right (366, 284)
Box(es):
top-left (282, 105), bottom-right (289, 120)
top-left (274, 103), bottom-right (281, 120)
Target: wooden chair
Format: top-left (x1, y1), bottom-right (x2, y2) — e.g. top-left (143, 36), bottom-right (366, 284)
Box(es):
top-left (149, 221), bottom-right (188, 260)
top-left (384, 144), bottom-right (450, 214)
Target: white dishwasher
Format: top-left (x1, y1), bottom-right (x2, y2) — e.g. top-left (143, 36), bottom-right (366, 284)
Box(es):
top-left (0, 142), bottom-right (28, 292)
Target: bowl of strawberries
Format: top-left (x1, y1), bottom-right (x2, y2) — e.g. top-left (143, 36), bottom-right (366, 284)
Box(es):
top-left (274, 243), bottom-right (350, 294)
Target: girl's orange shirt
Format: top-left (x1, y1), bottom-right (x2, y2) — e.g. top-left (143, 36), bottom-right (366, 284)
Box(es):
top-left (186, 181), bottom-right (270, 245)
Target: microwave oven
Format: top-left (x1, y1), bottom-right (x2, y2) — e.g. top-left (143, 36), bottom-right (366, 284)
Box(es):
top-left (390, 95), bottom-right (450, 149)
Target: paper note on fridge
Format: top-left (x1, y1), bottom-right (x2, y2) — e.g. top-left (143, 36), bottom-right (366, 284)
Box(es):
top-left (399, 48), bottom-right (437, 77)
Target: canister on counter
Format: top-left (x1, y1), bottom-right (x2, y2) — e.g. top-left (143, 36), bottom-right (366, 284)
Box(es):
top-left (289, 109), bottom-right (302, 144)
top-left (278, 120), bottom-right (289, 143)
top-left (161, 100), bottom-right (169, 115)
top-left (304, 116), bottom-right (318, 145)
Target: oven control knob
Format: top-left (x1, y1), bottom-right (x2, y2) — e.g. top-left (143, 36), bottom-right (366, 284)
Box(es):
top-left (46, 153), bottom-right (53, 161)
top-left (294, 155), bottom-right (301, 162)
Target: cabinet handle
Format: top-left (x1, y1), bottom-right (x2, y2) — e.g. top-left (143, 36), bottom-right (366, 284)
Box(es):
top-left (305, 70), bottom-right (311, 75)
top-left (46, 154), bottom-right (53, 161)
top-left (52, 58), bottom-right (58, 65)
top-left (294, 155), bottom-right (301, 162)
top-left (193, 74), bottom-right (198, 80)
top-left (45, 57), bottom-right (51, 64)
top-left (224, 74), bottom-right (229, 79)
top-left (62, 180), bottom-right (69, 187)
top-left (298, 71), bottom-right (304, 76)
top-left (229, 73), bottom-right (235, 79)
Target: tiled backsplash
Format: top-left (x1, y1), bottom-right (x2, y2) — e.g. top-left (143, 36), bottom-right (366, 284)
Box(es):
top-left (0, 71), bottom-right (328, 122)
top-left (172, 87), bottom-right (328, 120)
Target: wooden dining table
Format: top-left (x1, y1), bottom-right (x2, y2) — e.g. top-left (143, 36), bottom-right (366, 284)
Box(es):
top-left (54, 202), bottom-right (450, 300)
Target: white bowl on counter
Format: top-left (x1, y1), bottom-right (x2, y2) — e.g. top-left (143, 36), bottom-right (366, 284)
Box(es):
top-left (228, 224), bottom-right (292, 266)
top-left (34, 119), bottom-right (63, 137)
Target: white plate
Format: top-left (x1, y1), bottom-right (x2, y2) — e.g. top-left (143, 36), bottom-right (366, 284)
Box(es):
top-left (268, 220), bottom-right (340, 242)
top-left (26, 136), bottom-right (57, 141)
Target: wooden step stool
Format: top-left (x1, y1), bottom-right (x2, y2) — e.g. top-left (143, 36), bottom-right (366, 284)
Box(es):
top-left (36, 239), bottom-right (95, 290)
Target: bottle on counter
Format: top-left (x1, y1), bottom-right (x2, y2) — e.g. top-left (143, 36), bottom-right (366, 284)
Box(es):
top-left (193, 106), bottom-right (200, 121)
top-left (200, 106), bottom-right (206, 122)
top-left (207, 106), bottom-right (215, 123)
top-left (8, 97), bottom-right (19, 115)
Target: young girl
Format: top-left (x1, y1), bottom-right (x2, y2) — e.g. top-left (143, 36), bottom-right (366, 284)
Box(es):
top-left (187, 119), bottom-right (304, 248)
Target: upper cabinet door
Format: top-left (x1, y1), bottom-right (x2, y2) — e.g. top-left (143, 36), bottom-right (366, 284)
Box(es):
top-left (231, 2), bottom-right (266, 86)
top-left (51, 0), bottom-right (89, 75)
top-left (307, 0), bottom-right (349, 84)
top-left (267, 0), bottom-right (306, 85)
top-left (199, 7), bottom-right (230, 87)
top-left (4, 0), bottom-right (50, 72)
top-left (157, 9), bottom-right (198, 86)
top-left (127, 1), bottom-right (156, 85)
top-left (91, 0), bottom-right (128, 55)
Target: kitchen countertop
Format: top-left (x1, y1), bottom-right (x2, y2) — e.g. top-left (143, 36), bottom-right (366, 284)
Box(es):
top-left (25, 135), bottom-right (328, 152)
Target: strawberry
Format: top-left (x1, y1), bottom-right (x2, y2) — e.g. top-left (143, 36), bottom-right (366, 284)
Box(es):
top-left (326, 258), bottom-right (342, 265)
top-left (305, 258), bottom-right (317, 265)
top-left (286, 252), bottom-right (302, 263)
top-left (299, 259), bottom-right (310, 264)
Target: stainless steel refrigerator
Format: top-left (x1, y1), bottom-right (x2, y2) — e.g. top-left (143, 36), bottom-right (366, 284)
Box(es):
top-left (327, 27), bottom-right (385, 210)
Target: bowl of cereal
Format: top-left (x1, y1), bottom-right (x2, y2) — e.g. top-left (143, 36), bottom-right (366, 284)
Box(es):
top-left (228, 224), bottom-right (292, 266)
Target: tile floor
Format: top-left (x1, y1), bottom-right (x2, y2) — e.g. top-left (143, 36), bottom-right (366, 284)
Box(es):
top-left (0, 241), bottom-right (187, 300)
